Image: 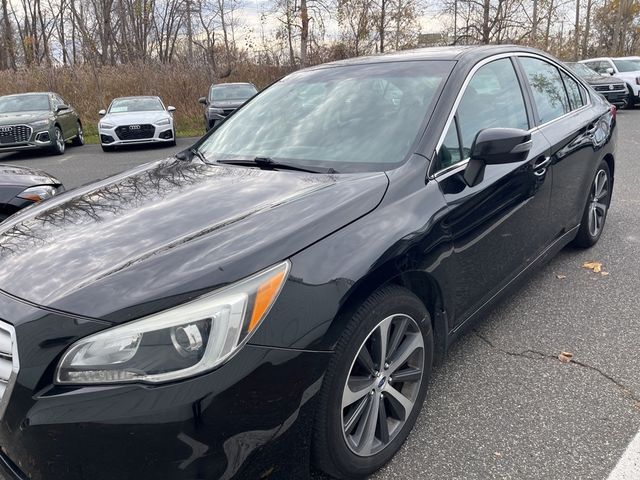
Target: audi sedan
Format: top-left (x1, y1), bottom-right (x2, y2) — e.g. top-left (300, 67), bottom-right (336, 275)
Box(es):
top-left (98, 96), bottom-right (176, 151)
top-left (0, 46), bottom-right (615, 480)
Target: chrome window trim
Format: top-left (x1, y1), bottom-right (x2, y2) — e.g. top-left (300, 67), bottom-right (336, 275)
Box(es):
top-left (430, 51), bottom-right (592, 179)
top-left (0, 320), bottom-right (18, 420)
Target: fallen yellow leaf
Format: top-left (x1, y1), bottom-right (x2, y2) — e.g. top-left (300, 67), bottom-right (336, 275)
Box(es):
top-left (582, 261), bottom-right (603, 273)
top-left (558, 351), bottom-right (574, 363)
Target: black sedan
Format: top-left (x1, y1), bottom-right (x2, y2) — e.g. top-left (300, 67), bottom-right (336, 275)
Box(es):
top-left (566, 62), bottom-right (629, 108)
top-left (0, 46), bottom-right (615, 480)
top-left (0, 163), bottom-right (63, 221)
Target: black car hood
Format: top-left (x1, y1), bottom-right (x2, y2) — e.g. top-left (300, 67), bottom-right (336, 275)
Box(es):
top-left (0, 158), bottom-right (388, 322)
top-left (211, 100), bottom-right (247, 109)
top-left (582, 74), bottom-right (626, 85)
top-left (0, 163), bottom-right (60, 203)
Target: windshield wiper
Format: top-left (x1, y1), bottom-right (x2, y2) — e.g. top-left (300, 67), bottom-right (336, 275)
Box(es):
top-left (216, 157), bottom-right (338, 174)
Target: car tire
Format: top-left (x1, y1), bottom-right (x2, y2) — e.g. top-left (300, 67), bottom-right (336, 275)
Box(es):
top-left (50, 126), bottom-right (65, 155)
top-left (313, 285), bottom-right (433, 479)
top-left (101, 144), bottom-right (115, 152)
top-left (72, 122), bottom-right (85, 146)
top-left (573, 160), bottom-right (612, 248)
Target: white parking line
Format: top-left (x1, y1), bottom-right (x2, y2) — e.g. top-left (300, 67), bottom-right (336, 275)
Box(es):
top-left (58, 155), bottom-right (74, 163)
top-left (608, 429), bottom-right (640, 479)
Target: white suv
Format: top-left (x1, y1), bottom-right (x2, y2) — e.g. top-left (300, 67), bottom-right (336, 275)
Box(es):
top-left (580, 56), bottom-right (640, 105)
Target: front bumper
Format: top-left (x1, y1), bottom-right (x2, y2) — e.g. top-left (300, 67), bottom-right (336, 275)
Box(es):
top-left (601, 89), bottom-right (629, 105)
top-left (0, 292), bottom-right (330, 480)
top-left (99, 124), bottom-right (174, 146)
top-left (0, 125), bottom-right (54, 152)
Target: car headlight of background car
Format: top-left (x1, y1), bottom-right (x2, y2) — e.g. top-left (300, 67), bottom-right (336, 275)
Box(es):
top-left (155, 118), bottom-right (171, 126)
top-left (30, 119), bottom-right (50, 128)
top-left (17, 185), bottom-right (58, 202)
top-left (99, 122), bottom-right (115, 129)
top-left (56, 260), bottom-right (290, 385)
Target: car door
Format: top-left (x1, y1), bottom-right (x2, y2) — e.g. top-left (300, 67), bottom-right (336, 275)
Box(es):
top-left (432, 56), bottom-right (554, 326)
top-left (517, 56), bottom-right (606, 239)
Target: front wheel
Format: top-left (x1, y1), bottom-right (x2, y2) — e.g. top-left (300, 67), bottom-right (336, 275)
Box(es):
top-left (49, 127), bottom-right (65, 155)
top-left (313, 285), bottom-right (433, 479)
top-left (573, 160), bottom-right (611, 248)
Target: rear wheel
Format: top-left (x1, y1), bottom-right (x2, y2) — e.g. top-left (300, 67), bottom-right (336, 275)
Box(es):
top-left (49, 127), bottom-right (65, 155)
top-left (573, 160), bottom-right (611, 248)
top-left (72, 122), bottom-right (85, 146)
top-left (313, 285), bottom-right (433, 479)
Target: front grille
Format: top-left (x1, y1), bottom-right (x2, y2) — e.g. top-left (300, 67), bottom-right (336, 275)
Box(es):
top-left (595, 84), bottom-right (626, 92)
top-left (0, 125), bottom-right (32, 145)
top-left (115, 124), bottom-right (155, 141)
top-left (0, 321), bottom-right (18, 419)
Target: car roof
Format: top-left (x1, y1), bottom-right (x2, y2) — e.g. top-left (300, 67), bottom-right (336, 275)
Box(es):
top-left (112, 96), bottom-right (162, 101)
top-left (307, 45), bottom-right (554, 69)
top-left (0, 92), bottom-right (53, 98)
top-left (579, 57), bottom-right (611, 62)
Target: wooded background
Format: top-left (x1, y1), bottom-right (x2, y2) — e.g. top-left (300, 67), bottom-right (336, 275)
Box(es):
top-left (0, 0), bottom-right (637, 134)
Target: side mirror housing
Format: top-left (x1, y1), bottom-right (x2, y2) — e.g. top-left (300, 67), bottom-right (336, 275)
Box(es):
top-left (98, 109), bottom-right (107, 116)
top-left (464, 128), bottom-right (532, 187)
top-left (198, 97), bottom-right (208, 105)
top-left (606, 67), bottom-right (615, 75)
top-left (56, 104), bottom-right (69, 112)
top-left (167, 106), bottom-right (176, 112)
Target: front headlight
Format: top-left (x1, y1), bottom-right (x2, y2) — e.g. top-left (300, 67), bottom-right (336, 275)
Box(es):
top-left (99, 122), bottom-right (115, 129)
top-left (56, 260), bottom-right (290, 385)
top-left (155, 118), bottom-right (171, 126)
top-left (17, 185), bottom-right (58, 202)
top-left (30, 119), bottom-right (50, 128)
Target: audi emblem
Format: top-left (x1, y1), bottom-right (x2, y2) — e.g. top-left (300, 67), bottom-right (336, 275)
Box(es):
top-left (129, 125), bottom-right (141, 130)
top-left (0, 126), bottom-right (12, 133)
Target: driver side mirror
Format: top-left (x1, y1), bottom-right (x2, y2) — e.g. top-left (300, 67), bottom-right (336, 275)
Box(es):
top-left (167, 106), bottom-right (176, 112)
top-left (463, 128), bottom-right (532, 187)
top-left (98, 109), bottom-right (107, 116)
top-left (56, 104), bottom-right (69, 112)
top-left (606, 67), bottom-right (615, 75)
top-left (198, 97), bottom-right (208, 105)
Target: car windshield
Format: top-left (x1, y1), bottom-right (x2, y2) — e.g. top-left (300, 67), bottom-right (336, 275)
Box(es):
top-left (110, 98), bottom-right (164, 113)
top-left (209, 85), bottom-right (257, 102)
top-left (0, 94), bottom-right (50, 113)
top-left (613, 59), bottom-right (640, 72)
top-left (568, 63), bottom-right (598, 77)
top-left (198, 61), bottom-right (453, 173)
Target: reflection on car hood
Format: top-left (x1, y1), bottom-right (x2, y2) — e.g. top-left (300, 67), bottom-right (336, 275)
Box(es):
top-left (0, 158), bottom-right (388, 322)
top-left (0, 163), bottom-right (60, 187)
top-left (102, 111), bottom-right (170, 125)
top-left (0, 111), bottom-right (51, 125)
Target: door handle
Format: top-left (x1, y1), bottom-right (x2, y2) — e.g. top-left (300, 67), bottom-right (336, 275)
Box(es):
top-left (586, 123), bottom-right (598, 135)
top-left (533, 156), bottom-right (551, 171)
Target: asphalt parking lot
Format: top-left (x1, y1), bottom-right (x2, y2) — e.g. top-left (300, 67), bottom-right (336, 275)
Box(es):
top-left (2, 111), bottom-right (639, 480)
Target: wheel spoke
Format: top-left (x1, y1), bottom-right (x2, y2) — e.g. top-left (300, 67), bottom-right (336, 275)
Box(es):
top-left (344, 395), bottom-right (370, 434)
top-left (594, 201), bottom-right (607, 215)
top-left (354, 393), bottom-right (379, 455)
top-left (343, 377), bottom-right (373, 409)
top-left (372, 316), bottom-right (392, 370)
top-left (387, 317), bottom-right (409, 360)
top-left (589, 206), bottom-right (598, 236)
top-left (390, 367), bottom-right (422, 384)
top-left (383, 384), bottom-right (414, 421)
top-left (356, 345), bottom-right (376, 375)
top-left (387, 333), bottom-right (423, 374)
top-left (377, 396), bottom-right (390, 444)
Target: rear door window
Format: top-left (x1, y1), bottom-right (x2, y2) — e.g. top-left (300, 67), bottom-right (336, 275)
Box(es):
top-left (560, 71), bottom-right (585, 110)
top-left (519, 57), bottom-right (570, 124)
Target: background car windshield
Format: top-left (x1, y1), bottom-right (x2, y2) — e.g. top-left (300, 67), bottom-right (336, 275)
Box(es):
top-left (613, 59), bottom-right (640, 72)
top-left (199, 61), bottom-right (453, 172)
top-left (568, 63), bottom-right (598, 76)
top-left (110, 98), bottom-right (164, 113)
top-left (0, 94), bottom-right (50, 113)
top-left (209, 85), bottom-right (257, 102)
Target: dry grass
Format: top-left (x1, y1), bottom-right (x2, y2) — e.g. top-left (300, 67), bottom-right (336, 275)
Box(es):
top-left (0, 62), bottom-right (291, 137)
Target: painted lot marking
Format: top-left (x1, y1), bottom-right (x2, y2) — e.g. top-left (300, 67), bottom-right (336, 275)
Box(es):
top-left (608, 428), bottom-right (640, 479)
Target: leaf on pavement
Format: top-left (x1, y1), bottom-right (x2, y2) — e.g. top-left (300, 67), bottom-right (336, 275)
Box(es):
top-left (582, 261), bottom-right (603, 273)
top-left (558, 351), bottom-right (574, 363)
top-left (601, 271), bottom-right (610, 276)
top-left (556, 274), bottom-right (567, 279)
